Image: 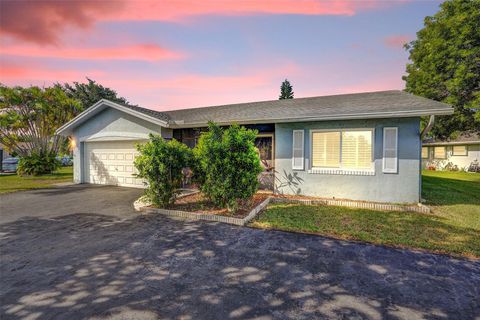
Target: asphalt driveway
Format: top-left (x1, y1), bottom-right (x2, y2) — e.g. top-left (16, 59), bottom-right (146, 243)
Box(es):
top-left (0, 186), bottom-right (479, 320)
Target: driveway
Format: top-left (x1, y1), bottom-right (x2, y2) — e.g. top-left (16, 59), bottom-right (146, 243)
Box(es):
top-left (0, 186), bottom-right (479, 320)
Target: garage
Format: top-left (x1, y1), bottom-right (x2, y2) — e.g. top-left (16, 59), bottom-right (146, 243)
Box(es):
top-left (84, 140), bottom-right (146, 188)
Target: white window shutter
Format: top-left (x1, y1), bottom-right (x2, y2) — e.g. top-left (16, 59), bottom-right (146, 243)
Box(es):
top-left (292, 130), bottom-right (304, 170)
top-left (383, 127), bottom-right (398, 173)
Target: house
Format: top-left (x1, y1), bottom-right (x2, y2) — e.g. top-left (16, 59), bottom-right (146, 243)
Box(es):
top-left (56, 90), bottom-right (453, 204)
top-left (422, 132), bottom-right (480, 171)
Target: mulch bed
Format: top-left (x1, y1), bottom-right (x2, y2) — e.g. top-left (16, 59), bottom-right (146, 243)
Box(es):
top-left (164, 192), bottom-right (269, 218)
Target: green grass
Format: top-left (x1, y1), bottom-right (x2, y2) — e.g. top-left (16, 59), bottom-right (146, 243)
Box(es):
top-left (0, 166), bottom-right (73, 194)
top-left (252, 171), bottom-right (480, 258)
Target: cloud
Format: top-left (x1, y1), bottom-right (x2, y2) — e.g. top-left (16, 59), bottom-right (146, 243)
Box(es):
top-left (1, 44), bottom-right (184, 61)
top-left (0, 0), bottom-right (120, 44)
top-left (1, 0), bottom-right (407, 44)
top-left (384, 35), bottom-right (412, 49)
top-left (0, 61), bottom-right (105, 83)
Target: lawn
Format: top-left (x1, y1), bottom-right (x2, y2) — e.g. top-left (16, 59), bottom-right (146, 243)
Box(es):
top-left (0, 166), bottom-right (73, 194)
top-left (252, 171), bottom-right (480, 258)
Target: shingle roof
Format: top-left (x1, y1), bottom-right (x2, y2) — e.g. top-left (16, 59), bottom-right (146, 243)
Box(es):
top-left (118, 102), bottom-right (171, 122)
top-left (162, 90), bottom-right (452, 127)
top-left (423, 131), bottom-right (480, 145)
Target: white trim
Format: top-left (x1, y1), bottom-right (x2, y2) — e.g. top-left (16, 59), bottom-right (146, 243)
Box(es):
top-left (79, 132), bottom-right (151, 142)
top-left (308, 168), bottom-right (375, 176)
top-left (382, 127), bottom-right (398, 173)
top-left (56, 99), bottom-right (168, 136)
top-left (292, 130), bottom-right (304, 170)
top-left (423, 141), bottom-right (480, 146)
top-left (309, 128), bottom-right (375, 173)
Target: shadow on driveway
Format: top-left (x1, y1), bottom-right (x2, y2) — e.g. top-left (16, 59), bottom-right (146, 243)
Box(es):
top-left (1, 206), bottom-right (479, 319)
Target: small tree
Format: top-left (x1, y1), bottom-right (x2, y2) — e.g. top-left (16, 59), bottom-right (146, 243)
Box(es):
top-left (134, 135), bottom-right (192, 207)
top-left (0, 85), bottom-right (81, 175)
top-left (279, 79), bottom-right (294, 99)
top-left (194, 123), bottom-right (262, 211)
top-left (56, 78), bottom-right (130, 109)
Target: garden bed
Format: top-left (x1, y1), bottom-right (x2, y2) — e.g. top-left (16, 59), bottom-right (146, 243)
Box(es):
top-left (165, 192), bottom-right (269, 218)
top-left (135, 192), bottom-right (272, 226)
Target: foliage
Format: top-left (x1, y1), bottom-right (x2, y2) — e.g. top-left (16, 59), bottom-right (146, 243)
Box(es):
top-left (279, 79), bottom-right (294, 99)
top-left (134, 135), bottom-right (193, 207)
top-left (0, 85), bottom-right (81, 174)
top-left (194, 123), bottom-right (262, 211)
top-left (0, 167), bottom-right (73, 194)
top-left (17, 152), bottom-right (61, 176)
top-left (57, 78), bottom-right (130, 109)
top-left (403, 0), bottom-right (480, 139)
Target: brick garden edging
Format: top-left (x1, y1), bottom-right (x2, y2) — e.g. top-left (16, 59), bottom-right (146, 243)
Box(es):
top-left (271, 197), bottom-right (431, 214)
top-left (135, 196), bottom-right (272, 226)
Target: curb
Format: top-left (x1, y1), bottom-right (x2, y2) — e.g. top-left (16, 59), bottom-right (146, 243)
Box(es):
top-left (135, 196), bottom-right (272, 226)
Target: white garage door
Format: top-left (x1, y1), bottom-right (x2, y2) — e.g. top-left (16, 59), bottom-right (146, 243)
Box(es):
top-left (84, 140), bottom-right (146, 188)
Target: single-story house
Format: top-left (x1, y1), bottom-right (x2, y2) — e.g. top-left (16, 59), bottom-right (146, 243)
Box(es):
top-left (56, 90), bottom-right (453, 204)
top-left (422, 132), bottom-right (480, 171)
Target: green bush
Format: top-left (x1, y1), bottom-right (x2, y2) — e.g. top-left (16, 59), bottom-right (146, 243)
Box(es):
top-left (194, 123), bottom-right (262, 211)
top-left (17, 152), bottom-right (61, 176)
top-left (134, 134), bottom-right (193, 207)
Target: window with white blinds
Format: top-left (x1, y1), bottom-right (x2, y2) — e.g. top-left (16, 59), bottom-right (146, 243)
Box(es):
top-left (342, 131), bottom-right (373, 169)
top-left (434, 146), bottom-right (446, 159)
top-left (311, 132), bottom-right (340, 167)
top-left (452, 145), bottom-right (467, 156)
top-left (422, 147), bottom-right (429, 159)
top-left (292, 130), bottom-right (304, 170)
top-left (383, 127), bottom-right (398, 173)
top-left (310, 129), bottom-right (373, 171)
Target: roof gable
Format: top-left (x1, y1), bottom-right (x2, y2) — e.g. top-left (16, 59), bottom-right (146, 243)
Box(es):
top-left (56, 99), bottom-right (169, 135)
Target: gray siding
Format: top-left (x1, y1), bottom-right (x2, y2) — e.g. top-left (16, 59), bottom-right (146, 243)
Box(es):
top-left (274, 118), bottom-right (421, 203)
top-left (71, 108), bottom-right (166, 183)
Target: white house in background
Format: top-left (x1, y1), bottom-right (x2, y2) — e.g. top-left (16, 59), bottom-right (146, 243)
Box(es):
top-left (422, 132), bottom-right (480, 171)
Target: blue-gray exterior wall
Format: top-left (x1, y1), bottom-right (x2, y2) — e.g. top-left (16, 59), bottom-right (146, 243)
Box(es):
top-left (274, 118), bottom-right (421, 203)
top-left (71, 108), bottom-right (168, 183)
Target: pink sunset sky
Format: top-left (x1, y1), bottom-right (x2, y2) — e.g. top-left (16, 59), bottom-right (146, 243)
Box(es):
top-left (0, 0), bottom-right (442, 111)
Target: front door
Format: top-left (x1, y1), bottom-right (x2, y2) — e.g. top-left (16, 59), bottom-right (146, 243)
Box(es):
top-left (255, 135), bottom-right (274, 190)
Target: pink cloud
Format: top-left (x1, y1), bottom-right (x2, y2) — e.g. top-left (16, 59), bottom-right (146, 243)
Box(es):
top-left (384, 35), bottom-right (412, 48)
top-left (1, 1), bottom-right (407, 44)
top-left (0, 1), bottom-right (120, 44)
top-left (1, 44), bottom-right (184, 61)
top-left (0, 62), bottom-right (105, 83)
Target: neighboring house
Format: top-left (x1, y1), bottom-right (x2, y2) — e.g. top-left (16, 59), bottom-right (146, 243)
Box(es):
top-left (56, 90), bottom-right (452, 204)
top-left (422, 132), bottom-right (480, 171)
top-left (0, 144), bottom-right (13, 171)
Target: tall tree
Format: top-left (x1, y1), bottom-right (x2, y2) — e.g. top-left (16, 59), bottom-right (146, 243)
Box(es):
top-left (0, 85), bottom-right (81, 172)
top-left (403, 0), bottom-right (480, 139)
top-left (279, 79), bottom-right (294, 99)
top-left (57, 78), bottom-right (130, 110)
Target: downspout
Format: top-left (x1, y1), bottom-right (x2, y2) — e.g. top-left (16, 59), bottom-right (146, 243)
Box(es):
top-left (421, 115), bottom-right (435, 140)
top-left (419, 115), bottom-right (435, 203)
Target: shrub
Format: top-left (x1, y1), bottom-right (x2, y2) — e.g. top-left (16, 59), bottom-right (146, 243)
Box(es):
top-left (194, 123), bottom-right (262, 211)
top-left (134, 134), bottom-right (193, 207)
top-left (17, 152), bottom-right (61, 176)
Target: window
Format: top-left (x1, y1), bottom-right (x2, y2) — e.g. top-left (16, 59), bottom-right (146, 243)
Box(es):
top-left (422, 147), bottom-right (429, 159)
top-left (343, 131), bottom-right (373, 169)
top-left (452, 145), bottom-right (467, 156)
top-left (311, 131), bottom-right (340, 167)
top-left (434, 146), bottom-right (446, 159)
top-left (310, 129), bottom-right (373, 171)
